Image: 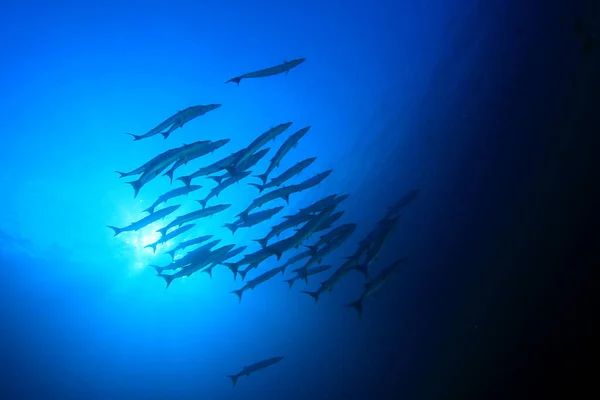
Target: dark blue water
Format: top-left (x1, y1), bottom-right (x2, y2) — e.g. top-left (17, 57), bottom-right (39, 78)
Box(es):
top-left (1, 0), bottom-right (598, 399)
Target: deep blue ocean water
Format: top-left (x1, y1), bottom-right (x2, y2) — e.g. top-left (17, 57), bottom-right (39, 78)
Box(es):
top-left (1, 0), bottom-right (598, 399)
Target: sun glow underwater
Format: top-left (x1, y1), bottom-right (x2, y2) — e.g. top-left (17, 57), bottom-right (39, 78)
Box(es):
top-left (107, 58), bottom-right (420, 387)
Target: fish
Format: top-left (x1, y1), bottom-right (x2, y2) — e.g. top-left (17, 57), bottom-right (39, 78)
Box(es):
top-left (310, 223), bottom-right (357, 251)
top-left (122, 141), bottom-right (212, 197)
top-left (206, 246), bottom-right (247, 278)
top-left (165, 234), bottom-right (213, 261)
top-left (144, 224), bottom-right (195, 253)
top-left (284, 264), bottom-right (332, 288)
top-left (236, 185), bottom-right (299, 219)
top-left (125, 104), bottom-right (221, 141)
top-left (249, 157), bottom-right (316, 193)
top-left (197, 171), bottom-right (252, 209)
top-left (293, 169), bottom-right (333, 190)
top-left (163, 139), bottom-right (230, 183)
top-left (152, 239), bottom-right (222, 275)
top-left (254, 126), bottom-right (310, 184)
top-left (107, 205), bottom-right (180, 236)
top-left (295, 194), bottom-right (349, 217)
top-left (225, 57), bottom-right (306, 85)
top-left (143, 185), bottom-right (203, 214)
top-left (301, 256), bottom-right (364, 302)
top-left (158, 244), bottom-right (233, 288)
top-left (252, 213), bottom-right (314, 248)
top-left (294, 227), bottom-right (355, 277)
top-left (387, 188), bottom-right (420, 217)
top-left (227, 123), bottom-right (292, 174)
top-left (226, 356), bottom-right (285, 387)
top-left (346, 258), bottom-right (409, 318)
top-left (223, 206), bottom-right (284, 235)
top-left (265, 206), bottom-right (336, 261)
top-left (176, 149), bottom-right (246, 187)
top-left (156, 204), bottom-right (231, 236)
top-left (361, 217), bottom-right (400, 271)
top-left (208, 148), bottom-right (270, 185)
top-left (231, 266), bottom-right (286, 302)
top-left (222, 247), bottom-right (273, 280)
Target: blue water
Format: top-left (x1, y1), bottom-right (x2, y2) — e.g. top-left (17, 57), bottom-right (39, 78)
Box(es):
top-left (2, 0), bottom-right (595, 398)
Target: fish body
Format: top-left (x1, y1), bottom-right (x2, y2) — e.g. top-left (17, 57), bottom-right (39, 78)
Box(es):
top-left (225, 57), bottom-right (306, 85)
top-left (107, 205), bottom-right (180, 236)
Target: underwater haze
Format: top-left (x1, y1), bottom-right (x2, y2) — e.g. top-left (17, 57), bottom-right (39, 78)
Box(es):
top-left (2, 0), bottom-right (597, 399)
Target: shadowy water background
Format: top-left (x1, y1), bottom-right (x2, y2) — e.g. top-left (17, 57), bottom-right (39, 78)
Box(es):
top-left (1, 0), bottom-right (598, 399)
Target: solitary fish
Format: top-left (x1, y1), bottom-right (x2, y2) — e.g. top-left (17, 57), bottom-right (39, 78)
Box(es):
top-left (226, 58), bottom-right (306, 85)
top-left (107, 205), bottom-right (180, 236)
top-left (226, 356), bottom-right (284, 387)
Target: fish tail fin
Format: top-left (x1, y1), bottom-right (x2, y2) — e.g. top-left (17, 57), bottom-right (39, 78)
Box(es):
top-left (248, 183), bottom-right (264, 193)
top-left (227, 374), bottom-right (239, 387)
top-left (301, 290), bottom-right (320, 303)
top-left (231, 289), bottom-right (244, 302)
top-left (238, 269), bottom-right (249, 281)
top-left (159, 274), bottom-right (175, 289)
top-left (202, 266), bottom-right (214, 278)
top-left (125, 133), bottom-right (143, 141)
top-left (285, 278), bottom-right (295, 289)
top-left (106, 225), bottom-right (123, 236)
top-left (163, 169), bottom-right (175, 184)
top-left (223, 263), bottom-right (239, 280)
top-left (177, 176), bottom-right (192, 187)
top-left (255, 173), bottom-right (269, 185)
top-left (208, 175), bottom-right (223, 184)
top-left (346, 298), bottom-right (364, 319)
top-left (225, 77), bottom-right (242, 85)
top-left (156, 227), bottom-right (169, 237)
top-left (166, 249), bottom-right (177, 261)
top-left (114, 171), bottom-right (129, 178)
top-left (197, 198), bottom-right (208, 209)
top-left (144, 243), bottom-right (159, 253)
top-left (252, 237), bottom-right (269, 248)
top-left (142, 205), bottom-right (155, 214)
top-left (224, 223), bottom-right (239, 235)
top-left (304, 275), bottom-right (309, 285)
top-left (125, 179), bottom-right (143, 198)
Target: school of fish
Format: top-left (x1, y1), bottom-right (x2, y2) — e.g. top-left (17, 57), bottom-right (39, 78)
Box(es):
top-left (108, 58), bottom-right (420, 387)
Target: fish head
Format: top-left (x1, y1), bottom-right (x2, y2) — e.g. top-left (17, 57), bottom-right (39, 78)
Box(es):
top-left (289, 58), bottom-right (306, 66)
